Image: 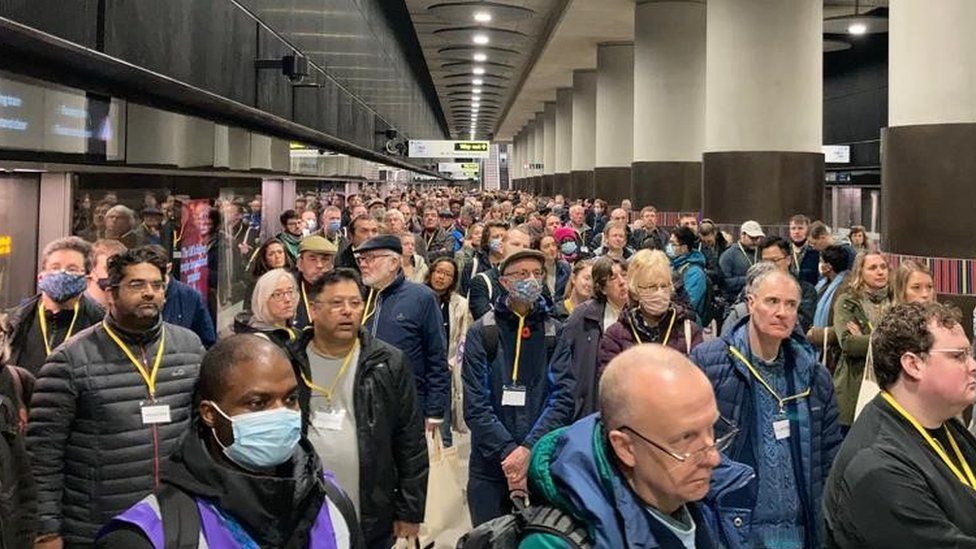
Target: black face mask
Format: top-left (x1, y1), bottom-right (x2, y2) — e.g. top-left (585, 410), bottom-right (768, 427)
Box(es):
top-left (513, 215), bottom-right (526, 225)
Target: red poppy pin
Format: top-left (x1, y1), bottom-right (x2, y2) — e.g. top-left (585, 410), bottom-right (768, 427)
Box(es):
top-left (521, 326), bottom-right (531, 339)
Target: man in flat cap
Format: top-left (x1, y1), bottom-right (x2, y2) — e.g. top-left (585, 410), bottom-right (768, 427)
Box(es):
top-left (293, 235), bottom-right (338, 330)
top-left (355, 235), bottom-right (451, 440)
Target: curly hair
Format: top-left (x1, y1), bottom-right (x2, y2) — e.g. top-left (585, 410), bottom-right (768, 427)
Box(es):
top-left (872, 302), bottom-right (961, 390)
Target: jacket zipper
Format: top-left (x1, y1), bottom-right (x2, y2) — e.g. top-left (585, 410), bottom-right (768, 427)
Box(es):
top-left (140, 345), bottom-right (161, 487)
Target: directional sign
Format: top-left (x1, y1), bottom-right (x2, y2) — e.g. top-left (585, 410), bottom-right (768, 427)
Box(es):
top-left (409, 140), bottom-right (490, 158)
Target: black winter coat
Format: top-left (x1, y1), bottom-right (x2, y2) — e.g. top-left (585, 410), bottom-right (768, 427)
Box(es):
top-left (26, 317), bottom-right (204, 545)
top-left (0, 365), bottom-right (35, 549)
top-left (6, 294), bottom-right (104, 374)
top-left (289, 330), bottom-right (428, 548)
top-left (552, 298), bottom-right (608, 421)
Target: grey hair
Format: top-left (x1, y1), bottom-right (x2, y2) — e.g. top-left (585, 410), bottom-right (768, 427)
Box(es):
top-left (106, 204), bottom-right (136, 225)
top-left (41, 236), bottom-right (94, 274)
top-left (743, 262), bottom-right (797, 297)
top-left (250, 268), bottom-right (296, 325)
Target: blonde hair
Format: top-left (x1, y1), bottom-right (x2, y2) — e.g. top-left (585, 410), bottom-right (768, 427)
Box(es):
top-left (892, 260), bottom-right (933, 304)
top-left (626, 249), bottom-right (672, 297)
top-left (848, 251), bottom-right (891, 299)
top-left (251, 268), bottom-right (297, 325)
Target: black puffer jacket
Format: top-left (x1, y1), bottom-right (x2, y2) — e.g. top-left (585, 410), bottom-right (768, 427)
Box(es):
top-left (288, 329), bottom-right (428, 548)
top-left (26, 316), bottom-right (204, 545)
top-left (5, 293), bottom-right (104, 374)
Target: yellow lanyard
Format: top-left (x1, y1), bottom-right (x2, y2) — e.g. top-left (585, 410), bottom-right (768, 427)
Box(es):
top-left (729, 346), bottom-right (811, 413)
top-left (301, 280), bottom-right (312, 324)
top-left (511, 312), bottom-right (527, 384)
top-left (361, 288), bottom-right (376, 326)
top-left (302, 341), bottom-right (360, 405)
top-left (103, 322), bottom-right (166, 398)
top-left (564, 298), bottom-right (575, 314)
top-left (630, 308), bottom-right (676, 347)
top-left (37, 300), bottom-right (80, 356)
top-left (881, 391), bottom-right (976, 490)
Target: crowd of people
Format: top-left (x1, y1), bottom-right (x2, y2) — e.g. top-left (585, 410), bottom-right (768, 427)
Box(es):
top-left (0, 185), bottom-right (974, 548)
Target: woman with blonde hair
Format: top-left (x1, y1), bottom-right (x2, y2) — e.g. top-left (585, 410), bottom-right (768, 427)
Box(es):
top-left (553, 260), bottom-right (593, 322)
top-left (399, 231), bottom-right (429, 284)
top-left (233, 268), bottom-right (298, 348)
top-left (892, 259), bottom-right (936, 305)
top-left (598, 250), bottom-right (703, 372)
top-left (833, 251), bottom-right (891, 427)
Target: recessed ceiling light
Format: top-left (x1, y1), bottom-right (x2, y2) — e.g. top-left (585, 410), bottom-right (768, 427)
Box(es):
top-left (848, 22), bottom-right (868, 35)
top-left (472, 78), bottom-right (484, 86)
top-left (474, 11), bottom-right (492, 23)
top-left (472, 34), bottom-right (489, 45)
top-left (472, 89), bottom-right (482, 95)
top-left (473, 52), bottom-right (487, 62)
top-left (472, 67), bottom-right (486, 76)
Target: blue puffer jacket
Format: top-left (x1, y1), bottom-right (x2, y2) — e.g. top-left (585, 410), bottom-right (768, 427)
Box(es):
top-left (363, 274), bottom-right (450, 419)
top-left (689, 316), bottom-right (842, 548)
top-left (523, 414), bottom-right (757, 549)
top-left (672, 250), bottom-right (709, 323)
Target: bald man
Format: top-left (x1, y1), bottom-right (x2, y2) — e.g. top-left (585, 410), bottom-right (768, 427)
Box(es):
top-left (518, 345), bottom-right (755, 548)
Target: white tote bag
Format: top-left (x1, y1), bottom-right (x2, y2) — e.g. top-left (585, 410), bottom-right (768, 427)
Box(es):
top-left (854, 336), bottom-right (878, 420)
top-left (418, 431), bottom-right (472, 548)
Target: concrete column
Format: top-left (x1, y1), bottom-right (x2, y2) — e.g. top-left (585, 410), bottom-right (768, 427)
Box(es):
top-left (543, 101), bottom-right (557, 196)
top-left (703, 0), bottom-right (823, 224)
top-left (512, 129), bottom-right (522, 188)
top-left (533, 111), bottom-right (546, 194)
top-left (885, 0), bottom-right (976, 320)
top-left (524, 121), bottom-right (536, 193)
top-left (571, 69), bottom-right (597, 199)
top-left (595, 42), bottom-right (634, 206)
top-left (555, 88), bottom-right (573, 197)
top-left (633, 0), bottom-right (705, 213)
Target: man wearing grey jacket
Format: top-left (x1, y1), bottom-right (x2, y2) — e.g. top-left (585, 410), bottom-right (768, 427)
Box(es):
top-left (719, 220), bottom-right (764, 302)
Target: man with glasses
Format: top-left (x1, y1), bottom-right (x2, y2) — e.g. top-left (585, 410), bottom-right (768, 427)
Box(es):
top-left (275, 209), bottom-right (305, 263)
top-left (292, 236), bottom-right (338, 330)
top-left (27, 247), bottom-right (205, 547)
top-left (462, 249), bottom-right (574, 525)
top-left (759, 236), bottom-right (818, 333)
top-left (691, 268), bottom-right (842, 548)
top-left (289, 268), bottom-right (427, 547)
top-left (6, 236), bottom-right (104, 374)
top-left (824, 302), bottom-right (976, 547)
top-left (355, 235), bottom-right (450, 437)
top-left (519, 344), bottom-right (754, 548)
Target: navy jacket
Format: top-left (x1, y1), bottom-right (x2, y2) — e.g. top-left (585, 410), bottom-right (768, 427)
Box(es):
top-left (461, 298), bottom-right (575, 480)
top-left (552, 260), bottom-right (571, 302)
top-left (690, 317), bottom-right (842, 548)
top-left (459, 251), bottom-right (494, 298)
top-left (363, 274), bottom-right (450, 419)
top-left (162, 280), bottom-right (216, 348)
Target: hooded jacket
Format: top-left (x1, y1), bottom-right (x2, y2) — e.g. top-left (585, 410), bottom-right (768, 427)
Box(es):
top-left (97, 422), bottom-right (363, 548)
top-left (27, 316), bottom-right (204, 544)
top-left (689, 317), bottom-right (843, 547)
top-left (5, 293), bottom-right (104, 374)
top-left (462, 297), bottom-right (575, 480)
top-left (672, 250), bottom-right (709, 323)
top-left (289, 329), bottom-right (428, 546)
top-left (832, 291), bottom-right (887, 426)
top-left (520, 414), bottom-right (757, 549)
top-left (362, 274), bottom-right (450, 419)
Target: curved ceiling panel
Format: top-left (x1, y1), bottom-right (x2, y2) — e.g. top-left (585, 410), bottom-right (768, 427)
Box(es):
top-left (442, 73), bottom-right (511, 84)
top-left (441, 60), bottom-right (516, 73)
top-left (428, 2), bottom-right (536, 23)
top-left (447, 89), bottom-right (502, 98)
top-left (437, 46), bottom-right (522, 64)
top-left (446, 82), bottom-right (506, 91)
top-left (433, 27), bottom-right (530, 48)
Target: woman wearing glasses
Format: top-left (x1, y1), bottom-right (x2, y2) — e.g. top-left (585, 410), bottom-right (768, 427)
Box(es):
top-left (425, 258), bottom-right (472, 439)
top-left (599, 250), bottom-right (703, 373)
top-left (233, 268), bottom-right (299, 348)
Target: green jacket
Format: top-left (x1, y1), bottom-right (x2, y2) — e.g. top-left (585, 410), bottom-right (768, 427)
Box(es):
top-left (832, 291), bottom-right (886, 426)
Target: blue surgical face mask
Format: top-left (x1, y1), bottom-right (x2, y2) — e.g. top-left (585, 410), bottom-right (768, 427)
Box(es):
top-left (38, 271), bottom-right (88, 303)
top-left (665, 243), bottom-right (677, 259)
top-left (327, 220), bottom-right (342, 234)
top-left (489, 237), bottom-right (504, 254)
top-left (560, 241), bottom-right (578, 255)
top-left (209, 402), bottom-right (301, 470)
top-left (509, 277), bottom-right (543, 303)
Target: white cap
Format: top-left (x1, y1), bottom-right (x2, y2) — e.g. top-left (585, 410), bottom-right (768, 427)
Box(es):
top-left (740, 220), bottom-right (765, 238)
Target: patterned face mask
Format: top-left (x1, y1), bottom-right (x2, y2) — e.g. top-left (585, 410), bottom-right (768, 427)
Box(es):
top-left (38, 271), bottom-right (88, 303)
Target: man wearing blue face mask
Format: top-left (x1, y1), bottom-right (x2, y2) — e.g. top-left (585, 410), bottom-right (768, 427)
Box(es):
top-left (97, 334), bottom-right (362, 548)
top-left (6, 237), bottom-right (104, 374)
top-left (462, 249), bottom-right (575, 526)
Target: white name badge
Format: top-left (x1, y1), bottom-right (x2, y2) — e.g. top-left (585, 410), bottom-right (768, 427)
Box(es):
top-left (773, 418), bottom-right (791, 440)
top-left (312, 409), bottom-right (346, 431)
top-left (501, 385), bottom-right (527, 407)
top-left (141, 404), bottom-right (172, 425)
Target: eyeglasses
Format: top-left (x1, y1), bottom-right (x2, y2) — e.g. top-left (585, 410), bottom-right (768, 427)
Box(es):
top-left (637, 283), bottom-right (673, 294)
top-left (927, 348), bottom-right (975, 362)
top-left (764, 255), bottom-right (790, 263)
top-left (285, 220), bottom-right (303, 228)
top-left (117, 279), bottom-right (166, 293)
top-left (355, 253), bottom-right (395, 265)
top-left (617, 417), bottom-right (739, 465)
top-left (270, 289), bottom-right (295, 302)
top-left (314, 298), bottom-right (365, 312)
top-left (44, 267), bottom-right (87, 277)
top-left (503, 269), bottom-right (544, 281)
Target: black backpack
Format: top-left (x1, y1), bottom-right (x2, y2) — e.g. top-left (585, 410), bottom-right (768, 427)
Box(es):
top-left (677, 263), bottom-right (725, 327)
top-left (457, 500), bottom-right (591, 549)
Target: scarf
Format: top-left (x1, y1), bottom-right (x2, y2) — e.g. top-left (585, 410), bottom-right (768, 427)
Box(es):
top-left (814, 271), bottom-right (847, 327)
